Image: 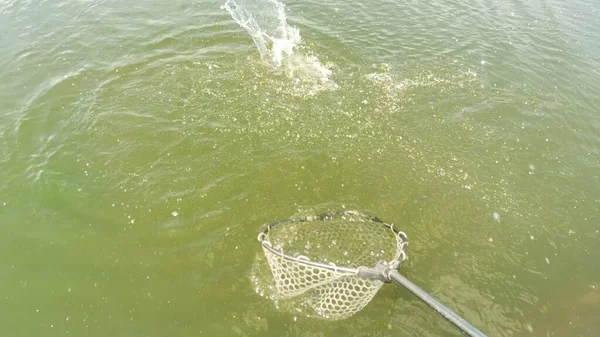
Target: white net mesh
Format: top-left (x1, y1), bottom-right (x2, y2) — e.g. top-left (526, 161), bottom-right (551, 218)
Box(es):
top-left (260, 211), bottom-right (406, 320)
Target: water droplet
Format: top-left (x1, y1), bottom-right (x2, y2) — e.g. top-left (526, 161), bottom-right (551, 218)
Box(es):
top-left (481, 60), bottom-right (486, 65)
top-left (488, 237), bottom-right (494, 243)
top-left (493, 212), bottom-right (500, 221)
top-left (172, 211), bottom-right (179, 217)
top-left (545, 257), bottom-right (550, 264)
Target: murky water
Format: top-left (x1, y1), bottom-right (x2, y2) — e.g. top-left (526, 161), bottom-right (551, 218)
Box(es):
top-left (1, 0), bottom-right (599, 336)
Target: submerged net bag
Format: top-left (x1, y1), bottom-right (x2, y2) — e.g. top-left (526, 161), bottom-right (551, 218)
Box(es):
top-left (258, 210), bottom-right (407, 319)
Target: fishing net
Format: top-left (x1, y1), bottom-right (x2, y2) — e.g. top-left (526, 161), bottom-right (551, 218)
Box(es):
top-left (258, 210), bottom-right (407, 319)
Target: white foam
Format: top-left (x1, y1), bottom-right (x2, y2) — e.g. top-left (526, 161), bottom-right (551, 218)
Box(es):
top-left (223, 0), bottom-right (336, 95)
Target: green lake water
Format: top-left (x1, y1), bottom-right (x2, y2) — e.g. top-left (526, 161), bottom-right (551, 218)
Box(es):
top-left (1, 0), bottom-right (599, 336)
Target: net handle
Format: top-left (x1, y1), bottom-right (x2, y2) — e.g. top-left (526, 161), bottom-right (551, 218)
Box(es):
top-left (388, 271), bottom-right (487, 337)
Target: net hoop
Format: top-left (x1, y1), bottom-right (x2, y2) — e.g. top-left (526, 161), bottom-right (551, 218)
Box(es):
top-left (258, 210), bottom-right (408, 277)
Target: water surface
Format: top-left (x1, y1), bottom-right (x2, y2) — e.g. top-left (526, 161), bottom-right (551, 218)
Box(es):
top-left (1, 0), bottom-right (599, 336)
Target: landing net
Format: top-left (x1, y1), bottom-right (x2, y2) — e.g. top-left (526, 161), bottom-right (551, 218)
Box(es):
top-left (258, 210), bottom-right (407, 319)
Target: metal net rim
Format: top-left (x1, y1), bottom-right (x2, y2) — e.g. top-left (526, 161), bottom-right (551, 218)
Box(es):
top-left (257, 210), bottom-right (408, 275)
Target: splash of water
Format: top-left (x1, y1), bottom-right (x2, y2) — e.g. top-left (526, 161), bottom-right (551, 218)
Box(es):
top-left (222, 0), bottom-right (337, 95)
